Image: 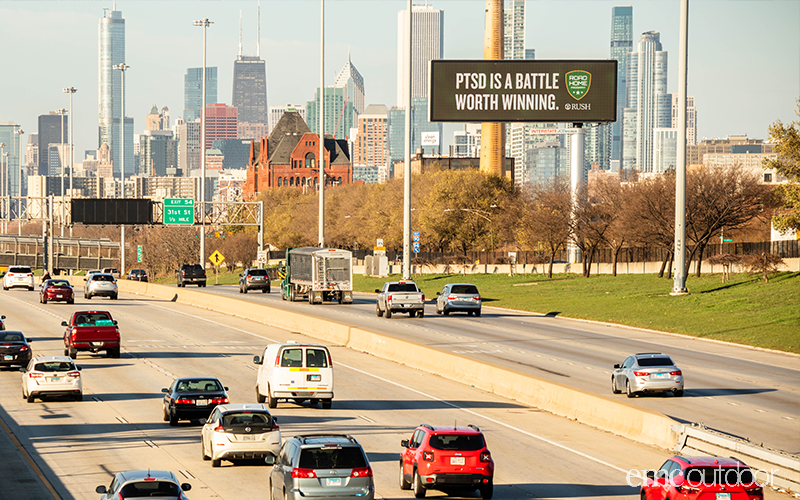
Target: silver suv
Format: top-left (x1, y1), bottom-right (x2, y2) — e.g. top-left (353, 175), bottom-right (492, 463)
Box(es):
top-left (84, 273), bottom-right (118, 300)
top-left (270, 434), bottom-right (374, 500)
top-left (96, 469), bottom-right (191, 499)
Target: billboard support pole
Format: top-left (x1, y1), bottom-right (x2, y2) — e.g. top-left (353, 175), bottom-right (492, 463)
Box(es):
top-left (568, 123), bottom-right (584, 265)
top-left (402, 0), bottom-right (411, 279)
top-left (672, 0), bottom-right (689, 295)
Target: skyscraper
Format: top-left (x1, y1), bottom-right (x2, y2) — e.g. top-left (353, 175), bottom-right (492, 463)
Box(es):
top-left (232, 7), bottom-right (268, 133)
top-left (504, 0), bottom-right (526, 184)
top-left (397, 4), bottom-right (443, 105)
top-left (306, 87), bottom-right (355, 140)
top-left (98, 7), bottom-right (133, 178)
top-left (0, 122), bottom-right (24, 196)
top-left (671, 94), bottom-right (697, 146)
top-left (333, 52), bottom-right (365, 135)
top-left (623, 31), bottom-right (669, 173)
top-left (353, 104), bottom-right (389, 184)
top-left (270, 105), bottom-right (306, 133)
top-left (38, 112), bottom-right (67, 177)
top-left (609, 6), bottom-right (633, 166)
top-left (204, 104), bottom-right (239, 151)
top-left (184, 67), bottom-right (218, 122)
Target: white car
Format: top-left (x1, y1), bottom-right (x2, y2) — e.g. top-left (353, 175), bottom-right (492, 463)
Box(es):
top-left (253, 342), bottom-right (334, 409)
top-left (3, 266), bottom-right (35, 291)
top-left (201, 403), bottom-right (281, 468)
top-left (21, 356), bottom-right (82, 402)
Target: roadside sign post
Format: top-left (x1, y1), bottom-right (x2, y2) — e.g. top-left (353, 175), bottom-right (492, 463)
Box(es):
top-left (209, 250), bottom-right (225, 285)
top-left (257, 250), bottom-right (267, 265)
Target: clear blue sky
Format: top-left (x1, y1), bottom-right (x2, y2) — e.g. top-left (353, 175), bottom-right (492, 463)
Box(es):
top-left (1, 0), bottom-right (797, 160)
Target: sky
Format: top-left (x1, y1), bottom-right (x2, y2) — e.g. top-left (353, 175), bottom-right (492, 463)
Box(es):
top-left (0, 0), bottom-right (798, 161)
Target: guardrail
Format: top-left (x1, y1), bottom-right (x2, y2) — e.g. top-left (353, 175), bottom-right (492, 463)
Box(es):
top-left (673, 423), bottom-right (800, 495)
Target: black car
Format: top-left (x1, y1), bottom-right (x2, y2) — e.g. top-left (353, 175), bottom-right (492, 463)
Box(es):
top-left (239, 268), bottom-right (270, 293)
top-left (127, 269), bottom-right (149, 282)
top-left (162, 377), bottom-right (229, 426)
top-left (0, 331), bottom-right (32, 368)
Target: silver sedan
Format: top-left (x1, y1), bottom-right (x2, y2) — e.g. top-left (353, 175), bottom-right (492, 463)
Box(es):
top-left (612, 353), bottom-right (684, 398)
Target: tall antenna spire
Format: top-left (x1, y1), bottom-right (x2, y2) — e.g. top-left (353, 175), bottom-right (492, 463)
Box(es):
top-left (238, 10), bottom-right (242, 57)
top-left (113, 0), bottom-right (116, 11)
top-left (257, 1), bottom-right (261, 58)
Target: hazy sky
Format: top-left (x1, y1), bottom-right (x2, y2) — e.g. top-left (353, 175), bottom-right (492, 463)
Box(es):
top-left (1, 0), bottom-right (798, 160)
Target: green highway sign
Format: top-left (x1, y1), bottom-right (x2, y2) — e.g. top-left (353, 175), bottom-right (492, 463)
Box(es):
top-left (164, 198), bottom-right (195, 225)
top-left (723, 239), bottom-right (733, 242)
top-left (137, 245), bottom-right (143, 263)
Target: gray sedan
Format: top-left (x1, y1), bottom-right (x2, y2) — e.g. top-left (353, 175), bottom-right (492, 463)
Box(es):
top-left (612, 353), bottom-right (684, 398)
top-left (435, 283), bottom-right (482, 316)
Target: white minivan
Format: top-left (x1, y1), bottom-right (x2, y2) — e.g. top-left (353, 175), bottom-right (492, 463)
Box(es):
top-left (253, 342), bottom-right (334, 409)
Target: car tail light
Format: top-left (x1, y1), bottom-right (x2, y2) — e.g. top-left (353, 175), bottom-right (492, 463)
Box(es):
top-left (387, 294), bottom-right (392, 302)
top-left (480, 451), bottom-right (491, 462)
top-left (421, 294), bottom-right (425, 301)
top-left (351, 467), bottom-right (373, 478)
top-left (633, 371), bottom-right (650, 377)
top-left (327, 354), bottom-right (333, 367)
top-left (670, 370), bottom-right (682, 376)
top-left (291, 468), bottom-right (317, 478)
top-left (26, 273), bottom-right (32, 277)
top-left (175, 398), bottom-right (193, 404)
top-left (746, 486), bottom-right (763, 495)
top-left (423, 451), bottom-right (434, 461)
top-left (20, 345), bottom-right (29, 351)
top-left (215, 425), bottom-right (224, 431)
top-left (474, 295), bottom-right (481, 301)
top-left (67, 371), bottom-right (80, 378)
top-left (448, 295), bottom-right (457, 300)
top-left (29, 372), bottom-right (43, 378)
top-left (211, 398), bottom-right (229, 404)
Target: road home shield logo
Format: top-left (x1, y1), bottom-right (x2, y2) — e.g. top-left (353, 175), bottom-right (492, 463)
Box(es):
top-left (566, 70), bottom-right (591, 100)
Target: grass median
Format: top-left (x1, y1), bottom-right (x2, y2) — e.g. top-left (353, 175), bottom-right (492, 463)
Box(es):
top-left (354, 271), bottom-right (800, 354)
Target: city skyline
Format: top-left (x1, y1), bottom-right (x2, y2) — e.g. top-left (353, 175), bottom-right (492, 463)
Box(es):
top-left (0, 1), bottom-right (797, 165)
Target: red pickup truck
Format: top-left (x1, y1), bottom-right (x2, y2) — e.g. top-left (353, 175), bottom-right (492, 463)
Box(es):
top-left (62, 310), bottom-right (120, 359)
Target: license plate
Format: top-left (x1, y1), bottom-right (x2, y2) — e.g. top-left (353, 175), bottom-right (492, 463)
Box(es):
top-left (51, 377), bottom-right (61, 382)
top-left (717, 494), bottom-right (731, 500)
top-left (4, 355), bottom-right (13, 360)
top-left (91, 342), bottom-right (104, 347)
top-left (308, 374), bottom-right (321, 382)
top-left (196, 399), bottom-right (208, 406)
top-left (57, 295), bottom-right (63, 298)
top-left (241, 435), bottom-right (254, 441)
top-left (326, 478), bottom-right (342, 487)
top-left (654, 373), bottom-right (669, 379)
top-left (450, 457), bottom-right (465, 465)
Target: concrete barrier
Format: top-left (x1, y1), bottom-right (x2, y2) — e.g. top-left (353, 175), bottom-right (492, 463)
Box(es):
top-left (94, 278), bottom-right (678, 450)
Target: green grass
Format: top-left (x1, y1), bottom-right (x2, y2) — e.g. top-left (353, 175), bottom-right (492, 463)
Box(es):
top-left (354, 272), bottom-right (800, 354)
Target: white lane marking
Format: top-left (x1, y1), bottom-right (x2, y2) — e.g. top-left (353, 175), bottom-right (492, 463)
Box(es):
top-left (783, 416), bottom-right (796, 420)
top-left (337, 361), bottom-right (629, 474)
top-left (115, 416), bottom-right (129, 424)
top-left (754, 409), bottom-right (767, 413)
top-left (179, 470), bottom-right (196, 480)
top-left (705, 396), bottom-right (715, 400)
top-left (91, 396), bottom-right (103, 403)
top-left (728, 402), bottom-right (740, 406)
top-left (245, 365), bottom-right (257, 371)
top-left (144, 440), bottom-right (159, 448)
top-left (358, 415), bottom-right (376, 423)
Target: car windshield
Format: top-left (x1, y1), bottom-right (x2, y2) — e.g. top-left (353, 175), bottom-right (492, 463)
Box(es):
top-left (176, 379), bottom-right (222, 392)
top-left (93, 274), bottom-right (115, 282)
top-left (0, 332), bottom-right (24, 342)
top-left (9, 267), bottom-right (30, 273)
top-left (119, 481), bottom-right (179, 498)
top-left (451, 285), bottom-right (479, 294)
top-left (221, 412), bottom-right (273, 427)
top-left (298, 446), bottom-right (367, 469)
top-left (388, 283), bottom-right (418, 292)
top-left (684, 467), bottom-right (754, 486)
top-left (428, 434), bottom-right (486, 451)
top-left (75, 313), bottom-right (112, 326)
top-left (34, 361), bottom-right (74, 372)
top-left (47, 280), bottom-right (70, 287)
top-left (247, 269), bottom-right (267, 276)
top-left (280, 348), bottom-right (303, 367)
top-left (306, 349), bottom-right (328, 368)
top-left (637, 356), bottom-right (674, 367)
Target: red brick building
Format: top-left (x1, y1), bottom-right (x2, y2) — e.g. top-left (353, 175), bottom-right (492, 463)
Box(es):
top-left (243, 109), bottom-right (352, 197)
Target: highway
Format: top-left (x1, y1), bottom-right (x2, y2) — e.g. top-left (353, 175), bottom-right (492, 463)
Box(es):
top-left (0, 286), bottom-right (695, 500)
top-left (196, 284), bottom-right (800, 455)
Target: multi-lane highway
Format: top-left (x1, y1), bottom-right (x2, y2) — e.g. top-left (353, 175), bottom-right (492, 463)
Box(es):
top-left (196, 285), bottom-right (800, 455)
top-left (0, 284), bottom-right (794, 500)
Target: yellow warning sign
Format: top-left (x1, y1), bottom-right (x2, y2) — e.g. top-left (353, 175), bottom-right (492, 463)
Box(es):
top-left (209, 250), bottom-right (225, 266)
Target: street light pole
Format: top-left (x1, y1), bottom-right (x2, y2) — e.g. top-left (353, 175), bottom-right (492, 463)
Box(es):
top-left (194, 18), bottom-right (212, 265)
top-left (113, 64), bottom-right (129, 276)
top-left (318, 1), bottom-right (325, 248)
top-left (1, 152), bottom-right (7, 232)
top-left (14, 128), bottom-right (24, 235)
top-left (0, 142), bottom-right (4, 234)
top-left (63, 87), bottom-right (77, 238)
top-left (56, 108), bottom-right (67, 237)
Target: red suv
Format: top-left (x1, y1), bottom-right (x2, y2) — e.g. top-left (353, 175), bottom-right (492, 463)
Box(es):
top-left (641, 456), bottom-right (763, 500)
top-left (399, 424), bottom-right (494, 499)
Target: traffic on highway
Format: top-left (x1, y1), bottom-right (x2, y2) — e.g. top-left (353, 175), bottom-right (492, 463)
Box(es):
top-left (0, 281), bottom-right (794, 500)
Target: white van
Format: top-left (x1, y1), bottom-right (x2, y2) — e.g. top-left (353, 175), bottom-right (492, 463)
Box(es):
top-left (253, 342), bottom-right (334, 409)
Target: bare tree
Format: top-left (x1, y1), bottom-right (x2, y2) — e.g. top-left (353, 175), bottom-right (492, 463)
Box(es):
top-left (742, 252), bottom-right (785, 283)
top-left (516, 179), bottom-right (571, 278)
top-left (706, 254), bottom-right (741, 283)
top-left (625, 172), bottom-right (676, 278)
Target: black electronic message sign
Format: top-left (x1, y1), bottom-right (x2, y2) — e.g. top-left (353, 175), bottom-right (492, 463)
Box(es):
top-left (429, 59), bottom-right (617, 123)
top-left (72, 199), bottom-right (153, 225)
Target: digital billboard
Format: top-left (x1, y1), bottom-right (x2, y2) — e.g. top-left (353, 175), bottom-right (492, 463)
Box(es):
top-left (429, 60), bottom-right (617, 123)
top-left (72, 199), bottom-right (154, 225)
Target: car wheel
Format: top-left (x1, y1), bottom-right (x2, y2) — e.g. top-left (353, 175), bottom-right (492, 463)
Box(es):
top-left (385, 308), bottom-right (392, 319)
top-left (413, 469), bottom-right (426, 498)
top-left (212, 456), bottom-right (221, 468)
top-left (612, 376), bottom-right (621, 394)
top-left (436, 305), bottom-right (441, 315)
top-left (86, 293), bottom-right (91, 299)
top-left (674, 389), bottom-right (684, 397)
top-left (626, 380), bottom-right (635, 398)
top-left (169, 410), bottom-right (178, 426)
top-left (163, 404), bottom-right (169, 422)
top-left (376, 303), bottom-right (384, 317)
top-left (243, 287), bottom-right (248, 294)
top-left (479, 481), bottom-right (494, 499)
top-left (418, 309), bottom-right (424, 318)
top-left (27, 392), bottom-right (35, 403)
top-left (443, 309), bottom-right (449, 316)
top-left (42, 296), bottom-right (47, 304)
top-left (322, 399), bottom-right (332, 410)
top-left (64, 347), bottom-right (69, 357)
top-left (239, 286), bottom-right (243, 294)
top-left (468, 311), bottom-right (473, 316)
top-left (108, 348), bottom-right (120, 359)
top-left (267, 385), bottom-right (277, 409)
top-left (202, 438), bottom-right (210, 461)
top-left (112, 293), bottom-right (118, 300)
top-left (475, 309), bottom-right (481, 317)
top-left (69, 347), bottom-right (77, 359)
top-left (28, 287), bottom-right (34, 291)
top-left (263, 288), bottom-right (268, 293)
top-left (67, 299), bottom-right (74, 304)
top-left (399, 461), bottom-right (411, 490)
top-left (75, 393), bottom-right (83, 402)
top-left (409, 310), bottom-right (416, 318)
